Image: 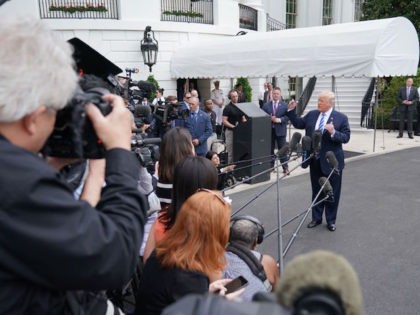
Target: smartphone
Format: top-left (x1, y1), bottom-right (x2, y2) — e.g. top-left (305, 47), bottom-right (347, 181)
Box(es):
top-left (224, 276), bottom-right (249, 294)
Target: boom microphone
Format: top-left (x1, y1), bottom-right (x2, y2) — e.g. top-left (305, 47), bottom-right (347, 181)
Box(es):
top-left (318, 177), bottom-right (334, 201)
top-left (276, 250), bottom-right (364, 315)
top-left (276, 144), bottom-right (290, 159)
top-left (325, 151), bottom-right (339, 172)
top-left (289, 132), bottom-right (302, 154)
top-left (312, 130), bottom-right (322, 154)
top-left (140, 137), bottom-right (162, 145)
top-left (295, 143), bottom-right (303, 157)
top-left (301, 136), bottom-right (312, 160)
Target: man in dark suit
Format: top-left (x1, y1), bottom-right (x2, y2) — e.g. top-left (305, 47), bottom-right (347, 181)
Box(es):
top-left (262, 87), bottom-right (290, 173)
top-left (396, 78), bottom-right (419, 139)
top-left (185, 96), bottom-right (213, 156)
top-left (287, 91), bottom-right (350, 232)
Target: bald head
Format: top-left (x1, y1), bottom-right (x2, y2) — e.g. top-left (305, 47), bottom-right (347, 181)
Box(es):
top-left (189, 96), bottom-right (199, 111)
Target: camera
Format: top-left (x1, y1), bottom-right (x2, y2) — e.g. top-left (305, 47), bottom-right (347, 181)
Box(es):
top-left (43, 87), bottom-right (112, 159)
top-left (154, 100), bottom-right (189, 125)
top-left (131, 132), bottom-right (161, 174)
top-left (117, 68), bottom-right (155, 111)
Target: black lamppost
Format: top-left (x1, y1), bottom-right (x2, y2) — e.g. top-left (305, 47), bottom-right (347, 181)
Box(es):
top-left (140, 26), bottom-right (159, 73)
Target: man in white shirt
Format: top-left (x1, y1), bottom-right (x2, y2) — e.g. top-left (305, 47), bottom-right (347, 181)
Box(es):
top-left (211, 80), bottom-right (225, 138)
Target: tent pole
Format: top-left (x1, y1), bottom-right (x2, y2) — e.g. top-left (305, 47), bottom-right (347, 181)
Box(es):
top-left (373, 77), bottom-right (379, 152)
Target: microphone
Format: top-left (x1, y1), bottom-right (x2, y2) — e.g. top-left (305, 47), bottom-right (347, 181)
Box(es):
top-left (276, 250), bottom-right (363, 315)
top-left (301, 136), bottom-right (312, 160)
top-left (276, 144), bottom-right (290, 159)
top-left (318, 177), bottom-right (334, 201)
top-left (139, 137), bottom-right (162, 145)
top-left (312, 130), bottom-right (322, 154)
top-left (135, 104), bottom-right (152, 115)
top-left (295, 143), bottom-right (303, 157)
top-left (289, 132), bottom-right (302, 155)
top-left (325, 151), bottom-right (339, 172)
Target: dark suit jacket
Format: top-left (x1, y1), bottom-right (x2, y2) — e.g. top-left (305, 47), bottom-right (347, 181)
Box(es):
top-left (185, 109), bottom-right (213, 156)
top-left (287, 109), bottom-right (350, 174)
top-left (262, 100), bottom-right (289, 137)
top-left (263, 90), bottom-right (272, 103)
top-left (397, 86), bottom-right (419, 111)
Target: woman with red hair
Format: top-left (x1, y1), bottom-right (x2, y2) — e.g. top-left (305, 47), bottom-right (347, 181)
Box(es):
top-left (135, 189), bottom-right (231, 315)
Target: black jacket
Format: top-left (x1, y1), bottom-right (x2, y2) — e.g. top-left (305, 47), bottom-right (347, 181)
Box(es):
top-left (0, 135), bottom-right (146, 314)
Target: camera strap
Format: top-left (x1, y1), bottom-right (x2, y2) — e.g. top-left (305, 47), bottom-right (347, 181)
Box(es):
top-left (227, 243), bottom-right (272, 291)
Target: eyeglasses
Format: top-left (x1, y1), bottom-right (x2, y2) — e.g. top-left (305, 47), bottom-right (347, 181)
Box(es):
top-left (196, 188), bottom-right (231, 205)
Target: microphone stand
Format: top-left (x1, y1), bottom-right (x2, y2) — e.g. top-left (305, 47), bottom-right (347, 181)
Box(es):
top-left (282, 169), bottom-right (335, 257)
top-left (274, 155), bottom-right (284, 273)
top-left (229, 153), bottom-right (311, 275)
top-left (228, 154), bottom-right (304, 214)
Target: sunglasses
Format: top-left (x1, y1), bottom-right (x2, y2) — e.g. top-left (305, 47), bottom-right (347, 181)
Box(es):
top-left (196, 188), bottom-right (231, 205)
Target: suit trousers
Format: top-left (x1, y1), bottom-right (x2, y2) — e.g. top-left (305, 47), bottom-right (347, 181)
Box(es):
top-left (309, 158), bottom-right (342, 224)
top-left (399, 106), bottom-right (413, 135)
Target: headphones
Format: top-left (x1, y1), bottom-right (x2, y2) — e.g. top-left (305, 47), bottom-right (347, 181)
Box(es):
top-left (294, 291), bottom-right (344, 315)
top-left (230, 215), bottom-right (265, 244)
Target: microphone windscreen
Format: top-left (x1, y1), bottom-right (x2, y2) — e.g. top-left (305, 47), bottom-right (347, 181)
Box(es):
top-left (302, 136), bottom-right (312, 151)
top-left (295, 143), bottom-right (303, 156)
top-left (277, 144), bottom-right (290, 158)
top-left (141, 137), bottom-right (162, 145)
top-left (312, 130), bottom-right (322, 152)
top-left (135, 104), bottom-right (152, 117)
top-left (326, 151), bottom-right (339, 170)
top-left (318, 177), bottom-right (333, 195)
top-left (289, 132), bottom-right (302, 153)
top-left (276, 250), bottom-right (364, 315)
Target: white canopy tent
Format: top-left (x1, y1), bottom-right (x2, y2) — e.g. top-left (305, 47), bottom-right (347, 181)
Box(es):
top-left (171, 17), bottom-right (419, 79)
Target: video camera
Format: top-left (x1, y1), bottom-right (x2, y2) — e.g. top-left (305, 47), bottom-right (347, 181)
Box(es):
top-left (154, 100), bottom-right (189, 125)
top-left (43, 38), bottom-right (123, 159)
top-left (44, 87), bottom-right (112, 159)
top-left (118, 68), bottom-right (155, 112)
top-left (131, 132), bottom-right (161, 174)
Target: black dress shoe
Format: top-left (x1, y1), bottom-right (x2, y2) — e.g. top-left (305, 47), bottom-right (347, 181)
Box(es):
top-left (327, 223), bottom-right (336, 232)
top-left (409, 134), bottom-right (414, 139)
top-left (396, 134), bottom-right (403, 138)
top-left (414, 133), bottom-right (420, 136)
top-left (307, 220), bottom-right (322, 228)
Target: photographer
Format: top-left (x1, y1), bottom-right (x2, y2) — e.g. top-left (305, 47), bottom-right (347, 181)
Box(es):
top-left (0, 17), bottom-right (146, 314)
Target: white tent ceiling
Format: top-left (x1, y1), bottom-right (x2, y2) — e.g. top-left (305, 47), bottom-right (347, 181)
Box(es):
top-left (170, 17), bottom-right (419, 79)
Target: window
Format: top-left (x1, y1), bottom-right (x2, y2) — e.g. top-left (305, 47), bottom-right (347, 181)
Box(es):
top-left (286, 0), bottom-right (297, 29)
top-left (322, 0), bottom-right (333, 25)
top-left (288, 77), bottom-right (297, 99)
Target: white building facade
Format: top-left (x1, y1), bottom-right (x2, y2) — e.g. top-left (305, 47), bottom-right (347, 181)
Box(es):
top-left (1, 0), bottom-right (367, 128)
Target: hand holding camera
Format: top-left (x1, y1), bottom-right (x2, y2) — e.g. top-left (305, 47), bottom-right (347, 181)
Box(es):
top-left (86, 93), bottom-right (132, 151)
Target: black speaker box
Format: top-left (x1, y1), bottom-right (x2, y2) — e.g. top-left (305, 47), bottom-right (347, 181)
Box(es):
top-left (233, 103), bottom-right (271, 184)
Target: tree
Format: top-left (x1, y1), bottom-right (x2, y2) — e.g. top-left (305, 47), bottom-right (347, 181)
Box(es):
top-left (361, 0), bottom-right (420, 33)
top-left (235, 77), bottom-right (252, 102)
top-left (374, 68), bottom-right (420, 129)
top-left (146, 74), bottom-right (160, 102)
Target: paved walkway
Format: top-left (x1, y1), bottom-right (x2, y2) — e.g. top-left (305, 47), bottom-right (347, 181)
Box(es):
top-left (225, 128), bottom-right (420, 195)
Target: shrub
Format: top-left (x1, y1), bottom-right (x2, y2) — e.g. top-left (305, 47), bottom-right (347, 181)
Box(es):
top-left (235, 77), bottom-right (252, 102)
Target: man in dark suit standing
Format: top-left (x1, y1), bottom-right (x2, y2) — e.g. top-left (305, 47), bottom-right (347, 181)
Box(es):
top-left (185, 96), bottom-right (213, 156)
top-left (262, 87), bottom-right (290, 173)
top-left (396, 78), bottom-right (419, 139)
top-left (287, 91), bottom-right (350, 232)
